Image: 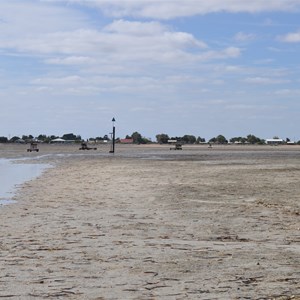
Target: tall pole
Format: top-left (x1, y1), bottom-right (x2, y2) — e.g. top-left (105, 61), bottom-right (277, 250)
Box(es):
top-left (110, 117), bottom-right (116, 153)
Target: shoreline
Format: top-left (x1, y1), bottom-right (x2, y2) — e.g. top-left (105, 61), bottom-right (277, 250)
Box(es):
top-left (0, 158), bottom-right (50, 205)
top-left (0, 145), bottom-right (299, 299)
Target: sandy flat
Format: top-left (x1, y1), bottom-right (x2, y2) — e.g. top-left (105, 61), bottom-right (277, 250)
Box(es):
top-left (0, 144), bottom-right (299, 299)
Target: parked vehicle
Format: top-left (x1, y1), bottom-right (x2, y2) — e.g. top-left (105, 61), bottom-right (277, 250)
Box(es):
top-left (27, 142), bottom-right (39, 152)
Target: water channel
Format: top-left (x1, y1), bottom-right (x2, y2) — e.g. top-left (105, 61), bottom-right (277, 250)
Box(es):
top-left (0, 158), bottom-right (49, 205)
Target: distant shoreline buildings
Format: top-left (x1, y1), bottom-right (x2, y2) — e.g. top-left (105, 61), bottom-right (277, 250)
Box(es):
top-left (0, 133), bottom-right (299, 145)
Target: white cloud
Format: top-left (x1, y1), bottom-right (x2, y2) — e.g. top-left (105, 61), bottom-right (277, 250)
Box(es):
top-left (45, 56), bottom-right (95, 65)
top-left (0, 9), bottom-right (235, 70)
top-left (253, 59), bottom-right (274, 65)
top-left (0, 2), bottom-right (87, 37)
top-left (274, 89), bottom-right (300, 96)
top-left (278, 30), bottom-right (300, 42)
top-left (199, 47), bottom-right (241, 61)
top-left (234, 32), bottom-right (256, 42)
top-left (225, 104), bottom-right (263, 110)
top-left (30, 74), bottom-right (167, 95)
top-left (104, 19), bottom-right (166, 36)
top-left (32, 75), bottom-right (83, 86)
top-left (103, 19), bottom-right (208, 51)
top-left (244, 77), bottom-right (289, 84)
top-left (64, 0), bottom-right (300, 19)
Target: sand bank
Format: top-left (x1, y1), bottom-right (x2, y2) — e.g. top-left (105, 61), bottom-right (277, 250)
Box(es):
top-left (0, 144), bottom-right (299, 299)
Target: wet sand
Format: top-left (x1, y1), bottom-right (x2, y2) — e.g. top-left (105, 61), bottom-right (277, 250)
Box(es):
top-left (0, 144), bottom-right (299, 299)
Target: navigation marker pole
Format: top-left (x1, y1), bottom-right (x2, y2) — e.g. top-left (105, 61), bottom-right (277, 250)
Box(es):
top-left (109, 117), bottom-right (116, 153)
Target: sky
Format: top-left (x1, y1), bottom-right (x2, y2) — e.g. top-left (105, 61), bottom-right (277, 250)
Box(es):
top-left (1, 0), bottom-right (300, 141)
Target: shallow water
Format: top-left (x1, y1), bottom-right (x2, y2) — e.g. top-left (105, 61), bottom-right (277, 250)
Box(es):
top-left (0, 158), bottom-right (49, 205)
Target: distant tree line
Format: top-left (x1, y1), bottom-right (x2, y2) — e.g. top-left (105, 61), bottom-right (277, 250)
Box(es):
top-left (207, 134), bottom-right (266, 145)
top-left (1, 132), bottom-right (300, 145)
top-left (229, 134), bottom-right (265, 144)
top-left (0, 133), bottom-right (82, 144)
top-left (156, 133), bottom-right (205, 144)
top-left (156, 133), bottom-right (300, 145)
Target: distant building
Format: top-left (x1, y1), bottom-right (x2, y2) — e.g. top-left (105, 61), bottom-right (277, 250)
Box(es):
top-left (15, 139), bottom-right (25, 144)
top-left (50, 138), bottom-right (66, 143)
top-left (266, 138), bottom-right (284, 145)
top-left (120, 138), bottom-right (134, 144)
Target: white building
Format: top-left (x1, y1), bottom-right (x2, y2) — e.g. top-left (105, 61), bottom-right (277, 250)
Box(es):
top-left (266, 138), bottom-right (284, 145)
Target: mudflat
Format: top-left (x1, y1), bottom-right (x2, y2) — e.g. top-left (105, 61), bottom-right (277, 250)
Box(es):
top-left (0, 144), bottom-right (299, 299)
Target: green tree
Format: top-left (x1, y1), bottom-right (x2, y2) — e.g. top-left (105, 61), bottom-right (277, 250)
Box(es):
top-left (131, 132), bottom-right (143, 144)
top-left (61, 133), bottom-right (81, 141)
top-left (0, 136), bottom-right (8, 143)
top-left (247, 134), bottom-right (263, 144)
top-left (210, 135), bottom-right (227, 144)
top-left (182, 135), bottom-right (196, 144)
top-left (141, 137), bottom-right (152, 144)
top-left (209, 137), bottom-right (217, 143)
top-left (62, 133), bottom-right (76, 140)
top-left (156, 133), bottom-right (170, 144)
top-left (10, 136), bottom-right (21, 142)
top-left (230, 136), bottom-right (247, 144)
top-left (22, 135), bottom-right (34, 142)
top-left (37, 134), bottom-right (47, 142)
top-left (196, 136), bottom-right (206, 143)
top-left (209, 135), bottom-right (228, 144)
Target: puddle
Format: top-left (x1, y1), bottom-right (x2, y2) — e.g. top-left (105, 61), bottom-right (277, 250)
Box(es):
top-left (0, 158), bottom-right (50, 205)
top-left (0, 199), bottom-right (17, 205)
